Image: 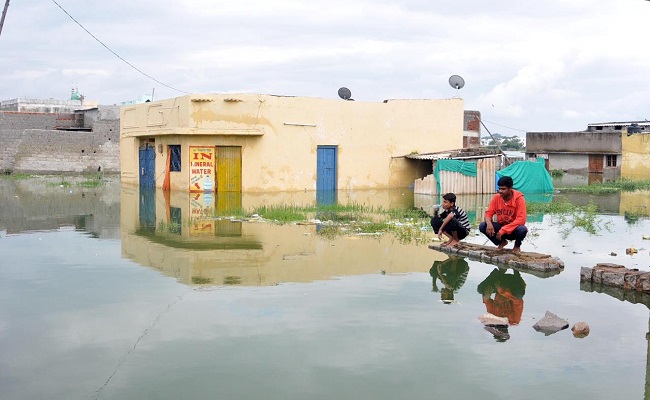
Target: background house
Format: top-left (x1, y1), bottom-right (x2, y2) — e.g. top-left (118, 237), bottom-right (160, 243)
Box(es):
top-left (621, 124), bottom-right (650, 180)
top-left (120, 93), bottom-right (465, 193)
top-left (525, 121), bottom-right (650, 180)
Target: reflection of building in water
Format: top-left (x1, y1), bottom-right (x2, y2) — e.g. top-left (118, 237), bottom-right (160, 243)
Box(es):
top-left (121, 185), bottom-right (445, 286)
top-left (580, 280), bottom-right (650, 398)
top-left (619, 191), bottom-right (650, 218)
top-left (0, 177), bottom-right (121, 238)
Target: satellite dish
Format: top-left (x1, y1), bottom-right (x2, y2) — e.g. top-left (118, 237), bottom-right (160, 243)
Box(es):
top-left (338, 87), bottom-right (352, 100)
top-left (448, 75), bottom-right (465, 90)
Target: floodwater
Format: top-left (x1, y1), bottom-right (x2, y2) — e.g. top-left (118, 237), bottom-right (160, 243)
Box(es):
top-left (1, 176), bottom-right (650, 400)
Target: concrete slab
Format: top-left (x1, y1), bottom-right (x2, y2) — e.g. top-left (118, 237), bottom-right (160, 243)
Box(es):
top-left (428, 242), bottom-right (564, 275)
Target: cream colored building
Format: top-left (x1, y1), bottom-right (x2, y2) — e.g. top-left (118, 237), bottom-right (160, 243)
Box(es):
top-left (120, 93), bottom-right (464, 192)
top-left (622, 128), bottom-right (650, 180)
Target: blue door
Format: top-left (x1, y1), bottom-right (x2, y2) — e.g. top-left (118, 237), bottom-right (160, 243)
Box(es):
top-left (139, 144), bottom-right (155, 188)
top-left (317, 146), bottom-right (337, 191)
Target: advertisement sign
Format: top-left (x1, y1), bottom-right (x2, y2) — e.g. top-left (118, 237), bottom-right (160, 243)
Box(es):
top-left (189, 192), bottom-right (216, 236)
top-left (189, 146), bottom-right (215, 192)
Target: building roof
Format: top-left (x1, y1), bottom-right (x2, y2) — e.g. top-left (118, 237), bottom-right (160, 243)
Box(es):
top-left (405, 148), bottom-right (502, 160)
top-left (587, 121), bottom-right (650, 127)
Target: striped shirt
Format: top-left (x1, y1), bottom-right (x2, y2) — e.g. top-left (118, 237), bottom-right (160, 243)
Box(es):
top-left (440, 205), bottom-right (471, 233)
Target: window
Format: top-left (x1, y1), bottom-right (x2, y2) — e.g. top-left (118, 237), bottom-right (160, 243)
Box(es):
top-left (606, 155), bottom-right (617, 167)
top-left (170, 145), bottom-right (181, 172)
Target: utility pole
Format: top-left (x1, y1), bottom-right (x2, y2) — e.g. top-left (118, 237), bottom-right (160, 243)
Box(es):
top-left (0, 0), bottom-right (10, 38)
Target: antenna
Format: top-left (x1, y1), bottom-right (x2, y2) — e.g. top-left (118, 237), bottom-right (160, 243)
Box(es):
top-left (448, 75), bottom-right (465, 90)
top-left (338, 87), bottom-right (353, 101)
top-left (448, 75), bottom-right (465, 99)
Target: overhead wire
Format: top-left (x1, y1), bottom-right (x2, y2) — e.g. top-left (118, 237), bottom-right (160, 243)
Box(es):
top-left (50, 0), bottom-right (190, 94)
top-left (481, 118), bottom-right (528, 133)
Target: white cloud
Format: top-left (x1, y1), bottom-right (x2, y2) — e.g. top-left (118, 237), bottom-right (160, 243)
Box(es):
top-left (0, 0), bottom-right (648, 131)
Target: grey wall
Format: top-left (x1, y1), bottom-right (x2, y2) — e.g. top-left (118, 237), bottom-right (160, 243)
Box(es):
top-left (0, 108), bottom-right (120, 174)
top-left (526, 131), bottom-right (622, 153)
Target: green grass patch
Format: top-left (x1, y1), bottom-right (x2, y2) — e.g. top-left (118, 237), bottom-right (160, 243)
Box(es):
top-left (0, 172), bottom-right (34, 179)
top-left (528, 199), bottom-right (610, 238)
top-left (253, 205), bottom-right (307, 223)
top-left (549, 169), bottom-right (564, 178)
top-left (558, 179), bottom-right (650, 194)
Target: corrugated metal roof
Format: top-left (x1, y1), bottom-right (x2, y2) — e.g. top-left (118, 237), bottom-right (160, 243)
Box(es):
top-left (587, 121), bottom-right (650, 127)
top-left (405, 148), bottom-right (503, 160)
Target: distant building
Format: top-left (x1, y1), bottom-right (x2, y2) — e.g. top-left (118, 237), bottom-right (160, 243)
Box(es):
top-left (119, 94), bottom-right (153, 106)
top-left (621, 124), bottom-right (650, 180)
top-left (0, 97), bottom-right (83, 113)
top-left (1, 87), bottom-right (98, 113)
top-left (525, 121), bottom-right (650, 180)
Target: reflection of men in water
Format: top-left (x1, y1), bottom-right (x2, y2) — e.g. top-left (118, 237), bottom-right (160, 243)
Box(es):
top-left (477, 268), bottom-right (526, 325)
top-left (430, 256), bottom-right (469, 304)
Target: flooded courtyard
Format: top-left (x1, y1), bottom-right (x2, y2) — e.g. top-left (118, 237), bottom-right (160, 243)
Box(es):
top-left (1, 176), bottom-right (650, 400)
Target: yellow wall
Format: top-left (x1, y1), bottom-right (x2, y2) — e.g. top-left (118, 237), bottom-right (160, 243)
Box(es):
top-left (622, 130), bottom-right (650, 180)
top-left (120, 94), bottom-right (464, 192)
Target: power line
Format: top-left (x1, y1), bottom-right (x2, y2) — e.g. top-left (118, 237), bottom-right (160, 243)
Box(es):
top-left (481, 118), bottom-right (528, 133)
top-left (50, 0), bottom-right (190, 94)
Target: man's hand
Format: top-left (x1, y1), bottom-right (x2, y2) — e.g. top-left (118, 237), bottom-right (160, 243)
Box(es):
top-left (495, 231), bottom-right (502, 241)
top-left (486, 223), bottom-right (495, 237)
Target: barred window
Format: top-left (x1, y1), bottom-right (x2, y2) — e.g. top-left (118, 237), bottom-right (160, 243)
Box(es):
top-left (606, 155), bottom-right (617, 167)
top-left (170, 145), bottom-right (181, 172)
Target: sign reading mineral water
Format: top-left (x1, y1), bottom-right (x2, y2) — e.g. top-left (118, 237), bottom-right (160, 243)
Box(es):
top-left (189, 146), bottom-right (215, 192)
top-left (189, 192), bottom-right (215, 236)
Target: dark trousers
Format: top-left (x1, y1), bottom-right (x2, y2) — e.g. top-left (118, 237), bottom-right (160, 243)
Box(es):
top-left (431, 216), bottom-right (468, 240)
top-left (479, 221), bottom-right (528, 247)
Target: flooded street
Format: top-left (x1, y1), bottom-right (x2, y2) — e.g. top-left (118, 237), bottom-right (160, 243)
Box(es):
top-left (1, 176), bottom-right (650, 399)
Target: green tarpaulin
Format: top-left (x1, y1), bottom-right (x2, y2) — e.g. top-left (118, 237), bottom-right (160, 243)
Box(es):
top-left (496, 159), bottom-right (554, 193)
top-left (434, 159), bottom-right (477, 195)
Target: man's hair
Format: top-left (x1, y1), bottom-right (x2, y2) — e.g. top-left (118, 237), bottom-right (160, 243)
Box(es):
top-left (442, 193), bottom-right (457, 203)
top-left (497, 176), bottom-right (513, 188)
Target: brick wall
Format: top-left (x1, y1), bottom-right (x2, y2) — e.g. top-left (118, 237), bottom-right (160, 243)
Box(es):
top-left (0, 111), bottom-right (120, 174)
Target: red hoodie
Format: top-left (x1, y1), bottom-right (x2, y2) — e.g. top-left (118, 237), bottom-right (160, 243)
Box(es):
top-left (485, 189), bottom-right (527, 235)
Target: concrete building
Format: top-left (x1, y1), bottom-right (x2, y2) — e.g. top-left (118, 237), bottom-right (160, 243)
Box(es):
top-left (621, 125), bottom-right (650, 180)
top-left (526, 121), bottom-right (650, 179)
top-left (0, 105), bottom-right (120, 174)
top-left (120, 93), bottom-right (465, 192)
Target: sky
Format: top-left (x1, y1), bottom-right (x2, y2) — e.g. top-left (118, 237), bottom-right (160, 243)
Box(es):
top-left (0, 0), bottom-right (649, 136)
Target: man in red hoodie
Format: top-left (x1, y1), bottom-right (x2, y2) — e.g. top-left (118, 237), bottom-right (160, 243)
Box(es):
top-left (479, 176), bottom-right (528, 252)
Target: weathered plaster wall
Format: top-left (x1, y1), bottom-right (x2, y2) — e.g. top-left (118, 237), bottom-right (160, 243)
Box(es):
top-left (120, 94), bottom-right (465, 192)
top-left (622, 132), bottom-right (650, 180)
top-left (0, 109), bottom-right (120, 174)
top-left (527, 131), bottom-right (621, 153)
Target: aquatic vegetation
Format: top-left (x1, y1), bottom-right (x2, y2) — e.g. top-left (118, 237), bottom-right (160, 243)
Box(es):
top-left (253, 205), bottom-right (307, 223)
top-left (558, 178), bottom-right (650, 194)
top-left (0, 172), bottom-right (33, 179)
top-left (191, 276), bottom-right (213, 284)
top-left (549, 169), bottom-right (564, 178)
top-left (534, 200), bottom-right (610, 238)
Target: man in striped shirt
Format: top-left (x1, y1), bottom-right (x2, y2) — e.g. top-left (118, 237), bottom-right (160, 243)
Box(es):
top-left (430, 193), bottom-right (471, 247)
